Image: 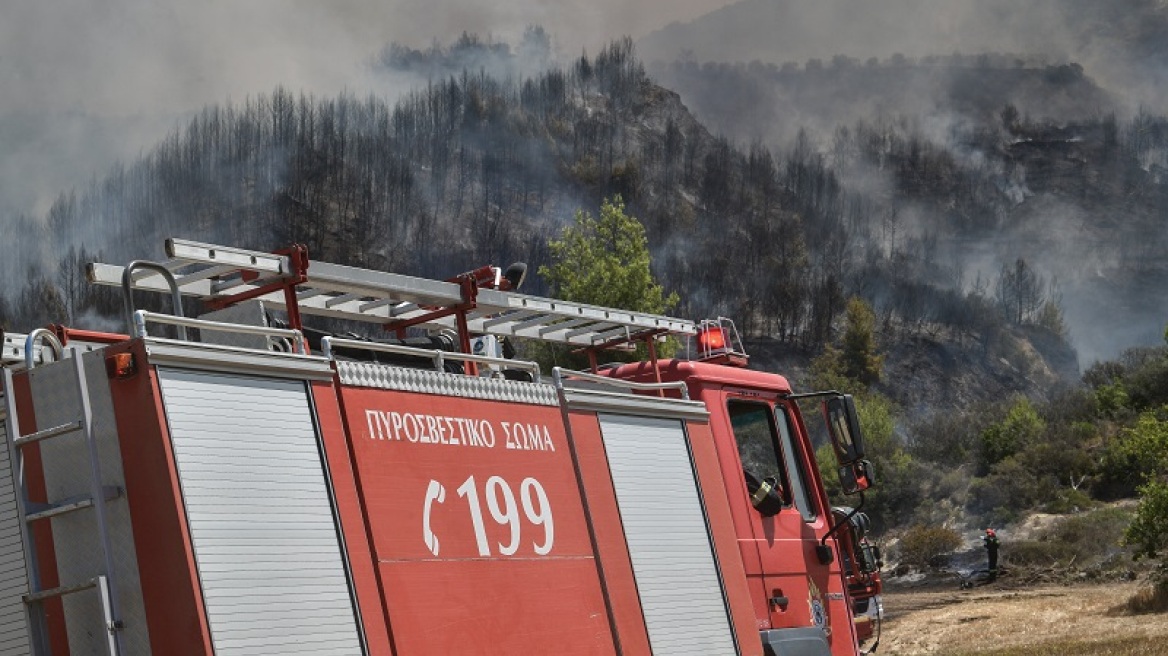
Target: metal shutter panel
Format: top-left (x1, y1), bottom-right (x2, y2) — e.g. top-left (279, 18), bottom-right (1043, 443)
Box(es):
top-left (597, 414), bottom-right (738, 656)
top-left (0, 413), bottom-right (32, 655)
top-left (158, 368), bottom-right (362, 656)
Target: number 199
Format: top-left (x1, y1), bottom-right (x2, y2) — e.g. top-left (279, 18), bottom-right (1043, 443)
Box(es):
top-left (456, 475), bottom-right (555, 557)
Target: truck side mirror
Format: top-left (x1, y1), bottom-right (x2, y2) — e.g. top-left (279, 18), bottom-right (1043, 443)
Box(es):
top-left (837, 459), bottom-right (875, 495)
top-left (824, 394), bottom-right (866, 463)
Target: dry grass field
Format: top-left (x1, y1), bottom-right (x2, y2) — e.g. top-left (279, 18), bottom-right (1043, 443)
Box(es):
top-left (877, 580), bottom-right (1168, 655)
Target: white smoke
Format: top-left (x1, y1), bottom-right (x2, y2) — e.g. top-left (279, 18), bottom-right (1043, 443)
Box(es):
top-left (0, 0), bottom-right (730, 219)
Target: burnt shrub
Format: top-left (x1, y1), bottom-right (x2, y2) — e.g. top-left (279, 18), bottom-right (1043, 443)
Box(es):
top-left (898, 525), bottom-right (964, 569)
top-left (1003, 540), bottom-right (1076, 567)
top-left (1049, 507), bottom-right (1133, 562)
top-left (1121, 580), bottom-right (1168, 615)
top-left (1007, 507), bottom-right (1134, 571)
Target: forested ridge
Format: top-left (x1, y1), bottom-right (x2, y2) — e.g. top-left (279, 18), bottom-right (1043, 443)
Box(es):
top-left (11, 34), bottom-right (1156, 357)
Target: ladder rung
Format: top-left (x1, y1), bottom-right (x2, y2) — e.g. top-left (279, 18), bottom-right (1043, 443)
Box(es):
top-left (211, 274), bottom-right (254, 294)
top-left (296, 287), bottom-right (327, 301)
top-left (25, 578), bottom-right (98, 604)
top-left (25, 487), bottom-right (122, 523)
top-left (358, 297), bottom-right (394, 313)
top-left (390, 302), bottom-right (418, 317)
top-left (510, 313), bottom-right (557, 332)
top-left (173, 264), bottom-right (240, 286)
top-left (325, 292), bottom-right (366, 309)
top-left (14, 421), bottom-right (82, 447)
top-left (536, 317), bottom-right (593, 336)
top-left (564, 322), bottom-right (611, 340)
top-left (593, 326), bottom-right (635, 343)
top-left (482, 310), bottom-right (538, 330)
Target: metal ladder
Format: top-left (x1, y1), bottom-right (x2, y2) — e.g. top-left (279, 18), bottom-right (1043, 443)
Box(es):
top-left (1, 329), bottom-right (124, 656)
top-left (87, 237), bottom-right (698, 348)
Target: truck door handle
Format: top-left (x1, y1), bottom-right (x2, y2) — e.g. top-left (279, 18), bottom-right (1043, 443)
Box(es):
top-left (769, 595), bottom-right (789, 609)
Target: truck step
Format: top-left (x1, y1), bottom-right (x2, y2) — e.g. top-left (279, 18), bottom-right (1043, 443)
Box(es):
top-left (13, 420), bottom-right (82, 447)
top-left (24, 578), bottom-right (99, 604)
top-left (25, 487), bottom-right (123, 523)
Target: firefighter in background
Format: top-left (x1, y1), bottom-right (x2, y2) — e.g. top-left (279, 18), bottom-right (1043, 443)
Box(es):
top-left (983, 529), bottom-right (1001, 579)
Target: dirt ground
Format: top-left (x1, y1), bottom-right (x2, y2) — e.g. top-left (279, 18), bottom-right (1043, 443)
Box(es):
top-left (876, 579), bottom-right (1168, 655)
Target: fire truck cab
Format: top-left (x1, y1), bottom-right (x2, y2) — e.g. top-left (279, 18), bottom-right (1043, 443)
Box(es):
top-left (605, 328), bottom-right (877, 656)
top-left (0, 238), bottom-right (876, 656)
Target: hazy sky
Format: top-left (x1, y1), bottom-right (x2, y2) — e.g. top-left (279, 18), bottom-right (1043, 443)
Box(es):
top-left (0, 0), bottom-right (731, 217)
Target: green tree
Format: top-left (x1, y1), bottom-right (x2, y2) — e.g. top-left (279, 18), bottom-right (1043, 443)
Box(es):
top-left (1099, 329), bottom-right (1168, 590)
top-left (1103, 411), bottom-right (1168, 488)
top-left (808, 297), bottom-right (883, 393)
top-left (1121, 408), bottom-right (1168, 587)
top-left (1126, 480), bottom-right (1168, 567)
top-left (540, 196), bottom-right (677, 313)
top-left (535, 196), bottom-right (678, 368)
top-left (808, 343), bottom-right (852, 393)
top-left (841, 297), bottom-right (883, 385)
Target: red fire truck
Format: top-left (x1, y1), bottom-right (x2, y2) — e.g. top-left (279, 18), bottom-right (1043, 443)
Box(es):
top-left (0, 238), bottom-right (877, 656)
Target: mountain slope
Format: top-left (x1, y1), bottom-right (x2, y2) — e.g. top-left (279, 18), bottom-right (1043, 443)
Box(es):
top-left (638, 0), bottom-right (1168, 107)
top-left (3, 35), bottom-right (1147, 377)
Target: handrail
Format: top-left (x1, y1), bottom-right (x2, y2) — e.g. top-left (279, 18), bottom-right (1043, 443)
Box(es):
top-left (552, 367), bottom-right (690, 400)
top-left (133, 310), bottom-right (305, 354)
top-left (24, 329), bottom-right (64, 370)
top-left (122, 261), bottom-right (187, 340)
top-left (321, 336), bottom-right (542, 382)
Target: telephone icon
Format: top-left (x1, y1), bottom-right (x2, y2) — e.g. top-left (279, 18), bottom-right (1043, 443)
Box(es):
top-left (423, 480), bottom-right (446, 556)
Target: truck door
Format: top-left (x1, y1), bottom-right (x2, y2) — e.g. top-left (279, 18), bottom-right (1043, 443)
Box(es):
top-left (725, 397), bottom-right (854, 653)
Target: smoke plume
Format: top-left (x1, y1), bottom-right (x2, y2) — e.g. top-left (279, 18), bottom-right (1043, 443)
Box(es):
top-left (0, 0), bottom-right (728, 219)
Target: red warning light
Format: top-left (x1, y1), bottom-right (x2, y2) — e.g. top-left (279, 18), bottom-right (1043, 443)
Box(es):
top-left (698, 327), bottom-right (727, 353)
top-left (694, 318), bottom-right (749, 367)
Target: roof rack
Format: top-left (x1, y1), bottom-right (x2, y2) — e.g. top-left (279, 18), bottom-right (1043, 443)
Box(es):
top-left (87, 238), bottom-right (697, 352)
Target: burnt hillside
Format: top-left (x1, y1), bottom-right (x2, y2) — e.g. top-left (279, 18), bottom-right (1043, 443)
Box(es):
top-left (6, 35), bottom-right (1168, 389)
top-left (648, 56), bottom-right (1116, 148)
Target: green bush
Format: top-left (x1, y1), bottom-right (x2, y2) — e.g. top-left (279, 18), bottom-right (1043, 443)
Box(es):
top-left (907, 409), bottom-right (987, 467)
top-left (1125, 480), bottom-right (1168, 563)
top-left (1126, 356), bottom-right (1168, 409)
top-left (978, 397), bottom-right (1045, 474)
top-left (1052, 507), bottom-right (1132, 553)
top-left (966, 457), bottom-right (1053, 524)
top-left (1042, 487), bottom-right (1096, 514)
top-left (898, 525), bottom-right (963, 569)
top-left (1101, 411), bottom-right (1168, 496)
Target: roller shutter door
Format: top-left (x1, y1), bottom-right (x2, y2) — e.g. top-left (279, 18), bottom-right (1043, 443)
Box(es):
top-left (0, 410), bottom-right (32, 656)
top-left (158, 369), bottom-right (363, 656)
top-left (598, 413), bottom-right (737, 656)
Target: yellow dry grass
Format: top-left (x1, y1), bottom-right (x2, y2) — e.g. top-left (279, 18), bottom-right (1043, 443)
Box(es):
top-left (878, 581), bottom-right (1168, 655)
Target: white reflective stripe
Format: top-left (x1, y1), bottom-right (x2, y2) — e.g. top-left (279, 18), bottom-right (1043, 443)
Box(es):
top-left (158, 369), bottom-right (362, 656)
top-left (0, 412), bottom-right (32, 655)
top-left (597, 414), bottom-right (738, 656)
